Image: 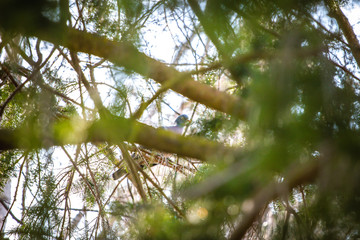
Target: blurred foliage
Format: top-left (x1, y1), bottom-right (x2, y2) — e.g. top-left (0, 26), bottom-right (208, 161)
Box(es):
top-left (194, 112), bottom-right (241, 141)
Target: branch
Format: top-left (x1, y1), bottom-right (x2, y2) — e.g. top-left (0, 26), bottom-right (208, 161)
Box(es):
top-left (0, 157), bottom-right (26, 232)
top-left (0, 63), bottom-right (20, 87)
top-left (0, 116), bottom-right (236, 161)
top-left (328, 58), bottom-right (360, 85)
top-left (325, 0), bottom-right (360, 68)
top-left (118, 143), bottom-right (148, 202)
top-left (0, 199), bottom-right (23, 225)
top-left (19, 21), bottom-right (246, 119)
top-left (69, 51), bottom-right (106, 114)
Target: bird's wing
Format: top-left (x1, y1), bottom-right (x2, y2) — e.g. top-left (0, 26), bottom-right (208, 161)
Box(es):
top-left (162, 126), bottom-right (183, 134)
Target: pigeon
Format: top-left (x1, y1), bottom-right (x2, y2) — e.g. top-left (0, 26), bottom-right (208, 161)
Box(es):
top-left (161, 114), bottom-right (189, 134)
top-left (112, 114), bottom-right (190, 180)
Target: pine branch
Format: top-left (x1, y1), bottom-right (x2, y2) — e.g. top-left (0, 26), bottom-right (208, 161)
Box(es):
top-left (325, 0), bottom-right (360, 69)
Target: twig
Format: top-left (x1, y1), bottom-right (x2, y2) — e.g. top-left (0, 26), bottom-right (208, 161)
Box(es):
top-left (149, 82), bottom-right (181, 115)
top-left (135, 162), bottom-right (186, 218)
top-left (131, 71), bottom-right (191, 120)
top-left (118, 143), bottom-right (148, 202)
top-left (328, 58), bottom-right (360, 84)
top-left (57, 207), bottom-right (99, 212)
top-left (325, 0), bottom-right (360, 68)
top-left (229, 160), bottom-right (319, 240)
top-left (61, 146), bottom-right (102, 209)
top-left (0, 199), bottom-right (23, 225)
top-left (70, 51), bottom-right (107, 115)
top-left (0, 63), bottom-right (20, 87)
top-left (0, 156), bottom-right (27, 232)
top-left (39, 82), bottom-right (95, 111)
top-left (191, 47), bottom-right (326, 76)
top-left (59, 144), bottom-right (81, 239)
top-left (0, 73), bottom-right (33, 121)
top-left (104, 174), bottom-right (128, 207)
top-left (0, 44), bottom-right (57, 122)
top-left (281, 201), bottom-right (291, 240)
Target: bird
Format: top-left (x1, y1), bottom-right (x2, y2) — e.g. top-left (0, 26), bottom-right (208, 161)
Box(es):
top-left (160, 114), bottom-right (189, 134)
top-left (112, 114), bottom-right (190, 180)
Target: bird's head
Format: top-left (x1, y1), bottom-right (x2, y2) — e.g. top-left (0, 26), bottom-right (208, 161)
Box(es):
top-left (175, 114), bottom-right (189, 127)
